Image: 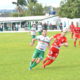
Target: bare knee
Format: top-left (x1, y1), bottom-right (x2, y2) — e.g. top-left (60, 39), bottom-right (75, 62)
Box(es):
top-left (74, 38), bottom-right (77, 41)
top-left (32, 58), bottom-right (36, 62)
top-left (36, 58), bottom-right (41, 64)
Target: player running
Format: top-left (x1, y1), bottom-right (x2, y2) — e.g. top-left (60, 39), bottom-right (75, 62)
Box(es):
top-left (29, 30), bottom-right (50, 70)
top-left (37, 22), bottom-right (43, 35)
top-left (30, 24), bottom-right (36, 39)
top-left (70, 22), bottom-right (75, 39)
top-left (42, 31), bottom-right (68, 68)
top-left (73, 22), bottom-right (80, 47)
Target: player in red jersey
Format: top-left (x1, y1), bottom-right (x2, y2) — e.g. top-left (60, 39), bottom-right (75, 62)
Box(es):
top-left (70, 22), bottom-right (75, 39)
top-left (42, 31), bottom-right (68, 68)
top-left (73, 23), bottom-right (80, 47)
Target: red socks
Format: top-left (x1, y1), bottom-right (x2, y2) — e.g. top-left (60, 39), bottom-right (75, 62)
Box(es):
top-left (44, 60), bottom-right (54, 66)
top-left (74, 40), bottom-right (80, 47)
top-left (42, 57), bottom-right (50, 64)
top-left (42, 57), bottom-right (54, 68)
top-left (71, 33), bottom-right (73, 39)
top-left (74, 41), bottom-right (76, 47)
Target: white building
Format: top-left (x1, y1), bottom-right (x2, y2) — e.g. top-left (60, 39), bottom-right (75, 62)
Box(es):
top-left (0, 15), bottom-right (80, 31)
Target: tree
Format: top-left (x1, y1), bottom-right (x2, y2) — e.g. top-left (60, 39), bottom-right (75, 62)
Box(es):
top-left (44, 6), bottom-right (52, 14)
top-left (12, 0), bottom-right (27, 16)
top-left (58, 0), bottom-right (80, 18)
top-left (12, 0), bottom-right (44, 16)
top-left (17, 0), bottom-right (27, 6)
top-left (30, 0), bottom-right (37, 3)
top-left (34, 3), bottom-right (44, 15)
top-left (26, 2), bottom-right (44, 16)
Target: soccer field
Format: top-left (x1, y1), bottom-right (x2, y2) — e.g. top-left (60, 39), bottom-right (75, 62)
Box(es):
top-left (0, 32), bottom-right (80, 80)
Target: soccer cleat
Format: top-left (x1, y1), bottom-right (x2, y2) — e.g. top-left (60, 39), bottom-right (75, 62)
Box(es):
top-left (29, 67), bottom-right (32, 70)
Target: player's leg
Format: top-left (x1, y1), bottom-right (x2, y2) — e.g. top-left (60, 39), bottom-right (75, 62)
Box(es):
top-left (29, 49), bottom-right (39, 70)
top-left (42, 53), bottom-right (58, 68)
top-left (71, 32), bottom-right (74, 39)
top-left (30, 58), bottom-right (41, 69)
top-left (42, 49), bottom-right (53, 64)
top-left (42, 56), bottom-right (55, 68)
top-left (78, 35), bottom-right (80, 46)
top-left (42, 58), bottom-right (54, 68)
top-left (42, 57), bottom-right (50, 64)
top-left (29, 49), bottom-right (44, 69)
top-left (31, 50), bottom-right (45, 68)
top-left (74, 35), bottom-right (77, 47)
top-left (30, 59), bottom-right (35, 66)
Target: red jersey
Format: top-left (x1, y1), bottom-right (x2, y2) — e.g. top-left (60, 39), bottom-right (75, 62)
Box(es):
top-left (51, 34), bottom-right (67, 49)
top-left (70, 24), bottom-right (75, 32)
top-left (74, 27), bottom-right (80, 34)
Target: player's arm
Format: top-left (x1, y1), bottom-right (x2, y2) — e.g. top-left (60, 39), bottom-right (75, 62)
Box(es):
top-left (64, 42), bottom-right (68, 47)
top-left (61, 42), bottom-right (68, 47)
top-left (50, 36), bottom-right (54, 41)
top-left (47, 43), bottom-right (50, 49)
top-left (30, 38), bottom-right (37, 46)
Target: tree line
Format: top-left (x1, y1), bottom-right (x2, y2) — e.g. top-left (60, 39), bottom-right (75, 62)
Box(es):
top-left (12, 0), bottom-right (80, 18)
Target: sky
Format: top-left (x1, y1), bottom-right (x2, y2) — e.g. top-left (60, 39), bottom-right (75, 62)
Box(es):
top-left (0, 0), bottom-right (62, 10)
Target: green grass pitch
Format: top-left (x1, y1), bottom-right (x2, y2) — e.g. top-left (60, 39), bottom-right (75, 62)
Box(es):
top-left (0, 32), bottom-right (80, 80)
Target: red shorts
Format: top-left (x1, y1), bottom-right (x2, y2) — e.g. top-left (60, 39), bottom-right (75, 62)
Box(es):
top-left (74, 34), bottom-right (80, 39)
top-left (48, 47), bottom-right (59, 60)
top-left (70, 29), bottom-right (74, 33)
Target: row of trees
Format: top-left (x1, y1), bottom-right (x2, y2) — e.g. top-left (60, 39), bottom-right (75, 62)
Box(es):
top-left (12, 0), bottom-right (58, 17)
top-left (12, 0), bottom-right (46, 16)
top-left (12, 0), bottom-right (80, 18)
top-left (58, 0), bottom-right (80, 18)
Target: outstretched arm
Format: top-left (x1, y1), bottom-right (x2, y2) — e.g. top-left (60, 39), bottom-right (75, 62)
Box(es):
top-left (47, 43), bottom-right (50, 49)
top-left (30, 39), bottom-right (37, 46)
top-left (61, 42), bottom-right (68, 47)
top-left (50, 36), bottom-right (54, 41)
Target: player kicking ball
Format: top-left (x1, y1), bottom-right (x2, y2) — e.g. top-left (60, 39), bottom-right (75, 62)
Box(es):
top-left (42, 31), bottom-right (68, 68)
top-left (29, 30), bottom-right (50, 70)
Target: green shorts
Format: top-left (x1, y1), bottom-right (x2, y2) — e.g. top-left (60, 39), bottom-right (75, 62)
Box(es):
top-left (38, 31), bottom-right (42, 35)
top-left (32, 49), bottom-right (44, 60)
top-left (32, 35), bottom-right (36, 39)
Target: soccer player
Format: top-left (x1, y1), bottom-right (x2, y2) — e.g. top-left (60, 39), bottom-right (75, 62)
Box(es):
top-left (37, 22), bottom-right (43, 35)
top-left (73, 22), bottom-right (80, 47)
top-left (42, 31), bottom-right (68, 68)
top-left (29, 30), bottom-right (50, 70)
top-left (70, 22), bottom-right (75, 39)
top-left (30, 24), bottom-right (36, 39)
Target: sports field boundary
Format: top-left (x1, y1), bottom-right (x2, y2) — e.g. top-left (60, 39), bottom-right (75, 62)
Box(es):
top-left (0, 30), bottom-right (61, 33)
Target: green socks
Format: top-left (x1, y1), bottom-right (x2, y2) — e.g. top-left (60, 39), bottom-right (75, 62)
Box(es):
top-left (30, 62), bottom-right (33, 66)
top-left (30, 62), bottom-right (37, 69)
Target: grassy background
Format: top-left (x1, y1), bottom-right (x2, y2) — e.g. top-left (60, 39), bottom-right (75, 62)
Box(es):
top-left (0, 32), bottom-right (80, 80)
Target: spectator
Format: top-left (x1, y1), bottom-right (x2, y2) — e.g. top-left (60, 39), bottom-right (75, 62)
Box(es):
top-left (59, 23), bottom-right (63, 32)
top-left (0, 24), bottom-right (3, 31)
top-left (15, 24), bottom-right (19, 31)
top-left (52, 21), bottom-right (57, 30)
top-left (43, 23), bottom-right (48, 30)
